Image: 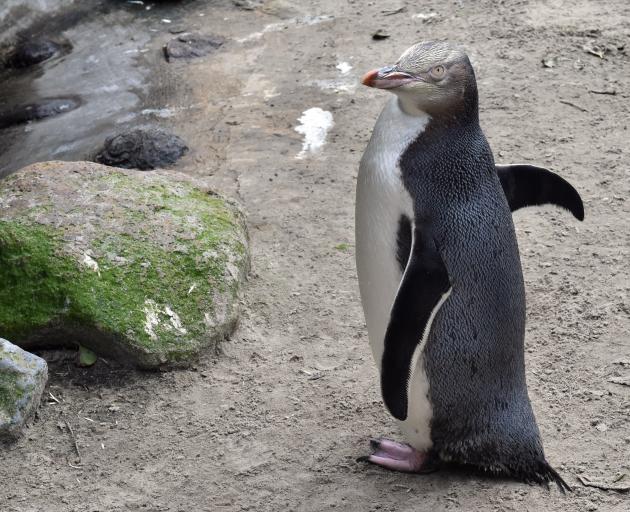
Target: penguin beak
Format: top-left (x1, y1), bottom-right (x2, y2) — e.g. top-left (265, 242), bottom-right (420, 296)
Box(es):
top-left (362, 67), bottom-right (417, 89)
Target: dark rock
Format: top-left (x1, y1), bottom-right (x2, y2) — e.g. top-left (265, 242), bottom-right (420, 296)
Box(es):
top-left (4, 39), bottom-right (61, 69)
top-left (372, 29), bottom-right (390, 40)
top-left (163, 33), bottom-right (226, 61)
top-left (94, 127), bottom-right (188, 170)
top-left (232, 0), bottom-right (263, 10)
top-left (168, 26), bottom-right (188, 35)
top-left (0, 97), bottom-right (80, 129)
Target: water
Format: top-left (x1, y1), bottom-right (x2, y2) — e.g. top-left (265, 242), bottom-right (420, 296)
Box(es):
top-left (0, 0), bottom-right (192, 176)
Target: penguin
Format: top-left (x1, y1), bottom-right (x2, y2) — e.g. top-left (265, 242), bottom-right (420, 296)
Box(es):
top-left (355, 41), bottom-right (583, 490)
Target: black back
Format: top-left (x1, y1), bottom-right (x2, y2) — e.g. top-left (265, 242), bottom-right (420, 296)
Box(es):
top-left (394, 63), bottom-right (569, 489)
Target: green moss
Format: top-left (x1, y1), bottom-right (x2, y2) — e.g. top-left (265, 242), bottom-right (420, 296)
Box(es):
top-left (0, 223), bottom-right (72, 338)
top-left (0, 370), bottom-right (23, 416)
top-left (334, 243), bottom-right (351, 252)
top-left (97, 170), bottom-right (137, 187)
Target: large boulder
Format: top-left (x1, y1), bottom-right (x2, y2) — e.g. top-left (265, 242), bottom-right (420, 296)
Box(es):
top-left (1, 338), bottom-right (47, 441)
top-left (0, 161), bottom-right (249, 368)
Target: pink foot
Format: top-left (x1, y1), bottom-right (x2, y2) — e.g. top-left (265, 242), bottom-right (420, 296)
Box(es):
top-left (359, 438), bottom-right (433, 473)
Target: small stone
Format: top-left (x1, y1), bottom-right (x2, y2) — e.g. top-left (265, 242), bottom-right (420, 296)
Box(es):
top-left (94, 127), bottom-right (188, 170)
top-left (232, 0), bottom-right (262, 10)
top-left (1, 339), bottom-right (48, 441)
top-left (412, 12), bottom-right (439, 23)
top-left (583, 42), bottom-right (606, 59)
top-left (372, 29), bottom-right (390, 40)
top-left (163, 33), bottom-right (226, 61)
top-left (4, 39), bottom-right (61, 69)
top-left (168, 26), bottom-right (188, 35)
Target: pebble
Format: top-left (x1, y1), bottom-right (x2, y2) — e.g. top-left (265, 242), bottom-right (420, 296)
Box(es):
top-left (163, 33), bottom-right (226, 61)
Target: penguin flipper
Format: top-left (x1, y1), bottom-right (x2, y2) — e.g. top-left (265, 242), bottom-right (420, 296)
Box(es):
top-left (381, 224), bottom-right (451, 421)
top-left (496, 164), bottom-right (584, 221)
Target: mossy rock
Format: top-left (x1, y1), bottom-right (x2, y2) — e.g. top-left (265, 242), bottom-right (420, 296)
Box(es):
top-left (0, 161), bottom-right (249, 368)
top-left (1, 338), bottom-right (48, 441)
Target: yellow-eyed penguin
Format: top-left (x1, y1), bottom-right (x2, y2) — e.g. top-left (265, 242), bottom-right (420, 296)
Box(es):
top-left (355, 40), bottom-right (583, 490)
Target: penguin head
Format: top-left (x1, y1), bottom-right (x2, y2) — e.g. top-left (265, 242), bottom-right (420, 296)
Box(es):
top-left (362, 41), bottom-right (477, 117)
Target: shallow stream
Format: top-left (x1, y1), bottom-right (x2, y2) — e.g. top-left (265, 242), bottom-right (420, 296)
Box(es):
top-left (0, 0), bottom-right (192, 176)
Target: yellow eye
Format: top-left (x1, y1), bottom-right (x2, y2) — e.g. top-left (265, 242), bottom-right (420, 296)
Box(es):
top-left (430, 65), bottom-right (446, 79)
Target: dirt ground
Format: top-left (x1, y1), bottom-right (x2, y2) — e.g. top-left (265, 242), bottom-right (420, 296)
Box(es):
top-left (1, 0), bottom-right (630, 510)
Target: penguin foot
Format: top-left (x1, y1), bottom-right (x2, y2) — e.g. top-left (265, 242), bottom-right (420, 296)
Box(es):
top-left (358, 438), bottom-right (432, 473)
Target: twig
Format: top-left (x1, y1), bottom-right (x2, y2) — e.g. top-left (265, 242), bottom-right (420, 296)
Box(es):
top-left (578, 475), bottom-right (630, 492)
top-left (382, 7), bottom-right (406, 15)
top-left (589, 89), bottom-right (617, 96)
top-left (48, 391), bottom-right (60, 403)
top-left (559, 100), bottom-right (589, 112)
top-left (65, 420), bottom-right (82, 462)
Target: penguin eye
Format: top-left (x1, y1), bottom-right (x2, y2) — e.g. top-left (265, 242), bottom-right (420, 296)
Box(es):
top-left (430, 65), bottom-right (446, 80)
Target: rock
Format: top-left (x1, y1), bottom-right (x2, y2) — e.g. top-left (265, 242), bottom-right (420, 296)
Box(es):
top-left (0, 161), bottom-right (249, 368)
top-left (0, 338), bottom-right (48, 441)
top-left (260, 0), bottom-right (299, 18)
top-left (168, 26), bottom-right (188, 35)
top-left (372, 29), bottom-right (390, 40)
top-left (232, 0), bottom-right (297, 17)
top-left (163, 33), bottom-right (226, 61)
top-left (94, 127), bottom-right (188, 170)
top-left (542, 54), bottom-right (557, 68)
top-left (232, 0), bottom-right (262, 10)
top-left (4, 39), bottom-right (61, 68)
top-left (0, 96), bottom-right (81, 129)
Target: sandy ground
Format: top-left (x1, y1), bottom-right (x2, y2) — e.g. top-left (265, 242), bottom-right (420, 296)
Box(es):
top-left (1, 0), bottom-right (630, 511)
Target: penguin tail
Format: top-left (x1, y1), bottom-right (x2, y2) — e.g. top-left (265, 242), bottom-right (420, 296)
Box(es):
top-left (475, 458), bottom-right (572, 492)
top-left (527, 460), bottom-right (572, 493)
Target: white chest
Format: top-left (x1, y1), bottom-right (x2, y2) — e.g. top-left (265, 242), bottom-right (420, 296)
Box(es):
top-left (355, 98), bottom-right (430, 362)
top-left (355, 97), bottom-right (434, 450)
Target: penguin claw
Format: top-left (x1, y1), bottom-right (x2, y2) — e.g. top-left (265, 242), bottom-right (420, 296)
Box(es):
top-left (369, 438), bottom-right (382, 450)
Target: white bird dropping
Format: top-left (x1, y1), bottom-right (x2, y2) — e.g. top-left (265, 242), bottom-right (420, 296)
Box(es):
top-left (294, 107), bottom-right (334, 159)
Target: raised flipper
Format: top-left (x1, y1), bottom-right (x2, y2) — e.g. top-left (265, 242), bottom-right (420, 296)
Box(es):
top-left (497, 164), bottom-right (584, 221)
top-left (381, 223), bottom-right (451, 421)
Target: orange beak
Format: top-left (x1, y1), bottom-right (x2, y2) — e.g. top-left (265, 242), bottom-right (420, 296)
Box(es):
top-left (361, 67), bottom-right (417, 89)
top-left (362, 69), bottom-right (380, 87)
